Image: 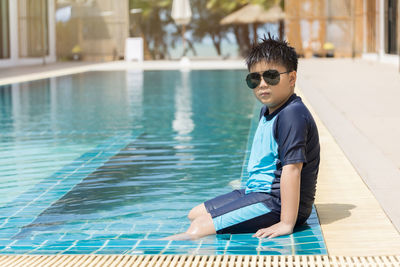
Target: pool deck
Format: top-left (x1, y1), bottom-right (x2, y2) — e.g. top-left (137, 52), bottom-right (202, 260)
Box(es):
top-left (1, 59), bottom-right (400, 258)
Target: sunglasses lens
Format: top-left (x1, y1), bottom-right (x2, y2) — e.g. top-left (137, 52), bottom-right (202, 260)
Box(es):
top-left (263, 70), bottom-right (280, 85)
top-left (246, 73), bottom-right (261, 89)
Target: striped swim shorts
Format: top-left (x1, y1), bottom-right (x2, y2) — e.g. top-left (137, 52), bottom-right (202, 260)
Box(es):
top-left (204, 189), bottom-right (281, 234)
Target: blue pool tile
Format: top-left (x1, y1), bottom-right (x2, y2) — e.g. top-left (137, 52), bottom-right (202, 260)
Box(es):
top-left (5, 217), bottom-right (34, 225)
top-left (226, 245), bottom-right (260, 252)
top-left (137, 240), bottom-right (169, 247)
top-left (76, 240), bottom-right (105, 247)
top-left (28, 250), bottom-right (63, 255)
top-left (0, 206), bottom-right (17, 214)
top-left (95, 248), bottom-right (131, 255)
top-left (258, 250), bottom-right (284, 255)
top-left (169, 240), bottom-right (199, 247)
top-left (293, 241), bottom-right (325, 251)
top-left (0, 228), bottom-right (20, 234)
top-left (31, 233), bottom-right (65, 241)
top-left (215, 234), bottom-right (231, 240)
top-left (90, 233), bottom-right (120, 240)
top-left (142, 249), bottom-right (164, 255)
top-left (60, 233), bottom-right (91, 240)
top-left (199, 241), bottom-right (227, 249)
top-left (0, 233), bottom-right (14, 239)
top-left (80, 223), bottom-right (107, 231)
top-left (62, 249), bottom-right (96, 255)
top-left (225, 250), bottom-right (258, 255)
top-left (7, 246), bottom-right (35, 252)
top-left (0, 240), bottom-right (12, 246)
top-left (229, 234), bottom-right (256, 241)
top-left (44, 240), bottom-right (75, 247)
top-left (0, 250), bottom-right (33, 255)
top-left (200, 235), bottom-right (229, 244)
top-left (295, 248), bottom-right (327, 255)
top-left (166, 245), bottom-right (199, 251)
top-left (294, 223), bottom-right (320, 232)
top-left (35, 246), bottom-right (70, 252)
top-left (13, 239), bottom-right (47, 246)
top-left (162, 249), bottom-right (198, 255)
top-left (292, 229), bottom-right (322, 238)
top-left (196, 248), bottom-right (226, 255)
top-left (67, 246), bottom-right (100, 252)
top-left (107, 239), bottom-right (138, 247)
top-left (293, 235), bottom-right (324, 244)
top-left (98, 245), bottom-right (133, 251)
top-left (145, 233), bottom-right (172, 239)
top-left (107, 223), bottom-right (133, 231)
top-left (259, 238), bottom-right (292, 247)
top-left (229, 239), bottom-right (259, 246)
top-left (60, 223), bottom-right (86, 231)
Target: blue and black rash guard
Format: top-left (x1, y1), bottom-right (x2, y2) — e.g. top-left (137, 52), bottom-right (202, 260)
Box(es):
top-left (246, 93), bottom-right (320, 219)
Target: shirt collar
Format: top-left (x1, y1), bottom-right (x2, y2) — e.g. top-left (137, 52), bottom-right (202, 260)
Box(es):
top-left (264, 93), bottom-right (298, 121)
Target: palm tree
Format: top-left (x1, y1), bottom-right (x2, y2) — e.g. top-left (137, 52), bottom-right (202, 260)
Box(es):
top-left (129, 0), bottom-right (173, 59)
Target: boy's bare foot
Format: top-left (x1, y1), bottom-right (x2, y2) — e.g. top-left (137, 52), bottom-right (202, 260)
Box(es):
top-left (161, 233), bottom-right (197, 240)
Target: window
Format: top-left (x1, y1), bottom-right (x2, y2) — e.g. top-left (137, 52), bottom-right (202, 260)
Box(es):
top-left (18, 0), bottom-right (49, 58)
top-left (385, 0), bottom-right (398, 54)
top-left (0, 0), bottom-right (10, 59)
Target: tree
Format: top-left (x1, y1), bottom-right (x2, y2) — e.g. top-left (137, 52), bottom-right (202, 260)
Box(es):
top-left (190, 0), bottom-right (230, 57)
top-left (129, 0), bottom-right (173, 59)
top-left (206, 0), bottom-right (281, 57)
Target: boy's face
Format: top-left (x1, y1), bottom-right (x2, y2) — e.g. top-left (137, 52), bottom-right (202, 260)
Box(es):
top-left (248, 60), bottom-right (297, 114)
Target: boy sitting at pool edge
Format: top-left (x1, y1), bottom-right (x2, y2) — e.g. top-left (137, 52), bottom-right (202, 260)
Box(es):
top-left (165, 34), bottom-right (320, 240)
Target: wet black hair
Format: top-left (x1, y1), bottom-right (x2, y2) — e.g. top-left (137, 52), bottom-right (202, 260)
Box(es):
top-left (245, 33), bottom-right (298, 72)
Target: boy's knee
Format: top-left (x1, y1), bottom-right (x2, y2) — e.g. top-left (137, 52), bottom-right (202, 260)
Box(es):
top-left (187, 214), bottom-right (215, 236)
top-left (188, 207), bottom-right (197, 221)
top-left (188, 203), bottom-right (206, 221)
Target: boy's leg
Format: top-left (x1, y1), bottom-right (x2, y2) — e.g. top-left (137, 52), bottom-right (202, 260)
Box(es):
top-left (205, 192), bottom-right (280, 235)
top-left (165, 190), bottom-right (246, 240)
top-left (164, 213), bottom-right (216, 240)
top-left (164, 192), bottom-right (279, 240)
top-left (188, 189), bottom-right (245, 221)
top-left (188, 203), bottom-right (207, 221)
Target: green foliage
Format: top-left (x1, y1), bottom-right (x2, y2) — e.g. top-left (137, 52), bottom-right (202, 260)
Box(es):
top-left (128, 0), bottom-right (282, 59)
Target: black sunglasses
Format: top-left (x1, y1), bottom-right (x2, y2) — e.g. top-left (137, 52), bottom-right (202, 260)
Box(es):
top-left (246, 70), bottom-right (290, 89)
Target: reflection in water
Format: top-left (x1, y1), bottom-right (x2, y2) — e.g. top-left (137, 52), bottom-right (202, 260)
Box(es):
top-left (173, 70), bottom-right (194, 142)
top-left (50, 77), bottom-right (57, 133)
top-left (172, 70), bottom-right (195, 167)
top-left (126, 69), bottom-right (144, 123)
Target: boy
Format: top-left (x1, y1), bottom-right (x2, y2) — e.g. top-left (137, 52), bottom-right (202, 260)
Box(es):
top-left (166, 35), bottom-right (320, 240)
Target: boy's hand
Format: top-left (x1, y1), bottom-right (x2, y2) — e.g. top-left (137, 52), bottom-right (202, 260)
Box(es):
top-left (252, 221), bottom-right (294, 239)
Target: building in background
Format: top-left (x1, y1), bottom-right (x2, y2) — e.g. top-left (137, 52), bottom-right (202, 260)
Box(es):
top-left (363, 0), bottom-right (398, 64)
top-left (285, 0), bottom-right (399, 64)
top-left (56, 0), bottom-right (129, 61)
top-left (0, 0), bottom-right (56, 67)
top-left (0, 0), bottom-right (128, 68)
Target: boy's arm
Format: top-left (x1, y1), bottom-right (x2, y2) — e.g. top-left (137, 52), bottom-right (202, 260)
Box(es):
top-left (252, 162), bottom-right (302, 239)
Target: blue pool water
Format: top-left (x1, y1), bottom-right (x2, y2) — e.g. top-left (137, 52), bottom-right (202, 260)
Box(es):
top-left (0, 70), bottom-right (326, 255)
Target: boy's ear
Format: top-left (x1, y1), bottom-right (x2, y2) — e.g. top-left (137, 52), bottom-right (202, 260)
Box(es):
top-left (289, 71), bottom-right (297, 87)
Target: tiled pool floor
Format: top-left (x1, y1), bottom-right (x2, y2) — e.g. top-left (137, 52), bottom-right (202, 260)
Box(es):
top-left (0, 110), bottom-right (326, 255)
top-left (0, 212), bottom-right (325, 255)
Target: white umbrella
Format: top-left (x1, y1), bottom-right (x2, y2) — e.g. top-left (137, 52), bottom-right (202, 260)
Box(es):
top-left (171, 0), bottom-right (192, 56)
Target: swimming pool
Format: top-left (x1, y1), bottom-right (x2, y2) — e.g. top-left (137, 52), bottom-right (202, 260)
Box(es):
top-left (0, 70), bottom-right (326, 255)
